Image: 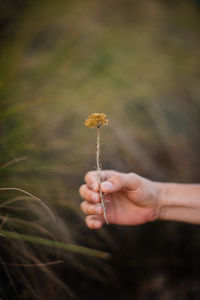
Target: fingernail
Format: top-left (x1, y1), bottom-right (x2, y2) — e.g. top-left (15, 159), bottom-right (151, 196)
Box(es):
top-left (101, 182), bottom-right (113, 191)
top-left (92, 193), bottom-right (99, 202)
top-left (95, 206), bottom-right (102, 214)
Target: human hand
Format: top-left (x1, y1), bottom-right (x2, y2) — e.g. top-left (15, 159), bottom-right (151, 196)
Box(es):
top-left (79, 170), bottom-right (161, 229)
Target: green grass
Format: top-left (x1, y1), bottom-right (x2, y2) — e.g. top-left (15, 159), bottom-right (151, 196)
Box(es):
top-left (0, 230), bottom-right (110, 259)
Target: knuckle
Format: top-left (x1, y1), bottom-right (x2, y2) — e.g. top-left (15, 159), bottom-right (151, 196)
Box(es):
top-left (79, 184), bottom-right (86, 198)
top-left (80, 201), bottom-right (93, 215)
top-left (84, 173), bottom-right (89, 183)
top-left (112, 174), bottom-right (121, 184)
top-left (80, 201), bottom-right (85, 211)
top-left (110, 170), bottom-right (117, 176)
top-left (127, 172), bottom-right (136, 178)
top-left (85, 216), bottom-right (92, 228)
top-left (128, 172), bottom-right (140, 184)
top-left (80, 185), bottom-right (96, 202)
top-left (84, 171), bottom-right (94, 183)
top-left (79, 184), bottom-right (84, 194)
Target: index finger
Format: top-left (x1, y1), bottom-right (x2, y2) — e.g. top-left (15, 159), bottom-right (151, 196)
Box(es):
top-left (84, 170), bottom-right (117, 191)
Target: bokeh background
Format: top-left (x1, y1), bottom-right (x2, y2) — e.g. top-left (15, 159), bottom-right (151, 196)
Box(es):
top-left (0, 0), bottom-right (200, 299)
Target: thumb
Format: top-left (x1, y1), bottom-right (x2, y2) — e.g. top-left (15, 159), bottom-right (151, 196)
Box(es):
top-left (101, 172), bottom-right (141, 193)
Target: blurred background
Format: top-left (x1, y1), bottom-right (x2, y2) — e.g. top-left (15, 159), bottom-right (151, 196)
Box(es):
top-left (0, 0), bottom-right (200, 299)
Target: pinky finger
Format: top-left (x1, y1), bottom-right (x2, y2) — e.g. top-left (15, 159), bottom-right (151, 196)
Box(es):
top-left (85, 215), bottom-right (104, 229)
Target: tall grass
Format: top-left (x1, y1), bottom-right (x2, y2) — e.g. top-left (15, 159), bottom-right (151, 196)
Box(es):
top-left (0, 0), bottom-right (200, 298)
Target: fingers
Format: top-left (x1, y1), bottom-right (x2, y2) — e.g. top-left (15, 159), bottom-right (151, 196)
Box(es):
top-left (101, 172), bottom-right (141, 193)
top-left (84, 170), bottom-right (116, 191)
top-left (84, 170), bottom-right (141, 194)
top-left (80, 201), bottom-right (104, 229)
top-left (85, 215), bottom-right (104, 229)
top-left (79, 184), bottom-right (100, 203)
top-left (80, 192), bottom-right (112, 229)
top-left (80, 201), bottom-right (103, 215)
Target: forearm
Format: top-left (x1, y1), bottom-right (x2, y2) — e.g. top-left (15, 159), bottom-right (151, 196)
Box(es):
top-left (157, 182), bottom-right (200, 224)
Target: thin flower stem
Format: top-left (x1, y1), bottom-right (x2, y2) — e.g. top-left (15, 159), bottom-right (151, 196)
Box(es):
top-left (96, 127), bottom-right (109, 225)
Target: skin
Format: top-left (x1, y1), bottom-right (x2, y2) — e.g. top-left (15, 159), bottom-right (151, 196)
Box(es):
top-left (79, 170), bottom-right (200, 229)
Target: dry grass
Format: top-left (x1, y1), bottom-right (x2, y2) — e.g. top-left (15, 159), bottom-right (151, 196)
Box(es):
top-left (0, 0), bottom-right (200, 299)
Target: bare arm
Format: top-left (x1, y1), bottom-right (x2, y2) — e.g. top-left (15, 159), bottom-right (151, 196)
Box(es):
top-left (157, 182), bottom-right (200, 224)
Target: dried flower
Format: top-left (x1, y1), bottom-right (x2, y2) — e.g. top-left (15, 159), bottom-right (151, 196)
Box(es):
top-left (84, 113), bottom-right (109, 225)
top-left (85, 113), bottom-right (108, 128)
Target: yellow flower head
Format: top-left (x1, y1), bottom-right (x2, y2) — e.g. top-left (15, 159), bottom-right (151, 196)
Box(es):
top-left (85, 113), bottom-right (108, 128)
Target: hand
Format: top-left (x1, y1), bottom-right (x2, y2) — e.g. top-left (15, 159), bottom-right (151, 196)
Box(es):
top-left (79, 170), bottom-right (161, 229)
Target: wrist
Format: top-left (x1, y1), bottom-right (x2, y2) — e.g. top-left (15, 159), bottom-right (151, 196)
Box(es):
top-left (152, 181), bottom-right (181, 221)
top-left (154, 182), bottom-right (185, 221)
top-left (154, 182), bottom-right (200, 224)
top-left (151, 181), bottom-right (167, 221)
top-left (155, 182), bottom-right (173, 221)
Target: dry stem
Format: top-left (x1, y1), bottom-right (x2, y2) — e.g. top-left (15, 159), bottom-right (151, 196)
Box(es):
top-left (96, 126), bottom-right (108, 225)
